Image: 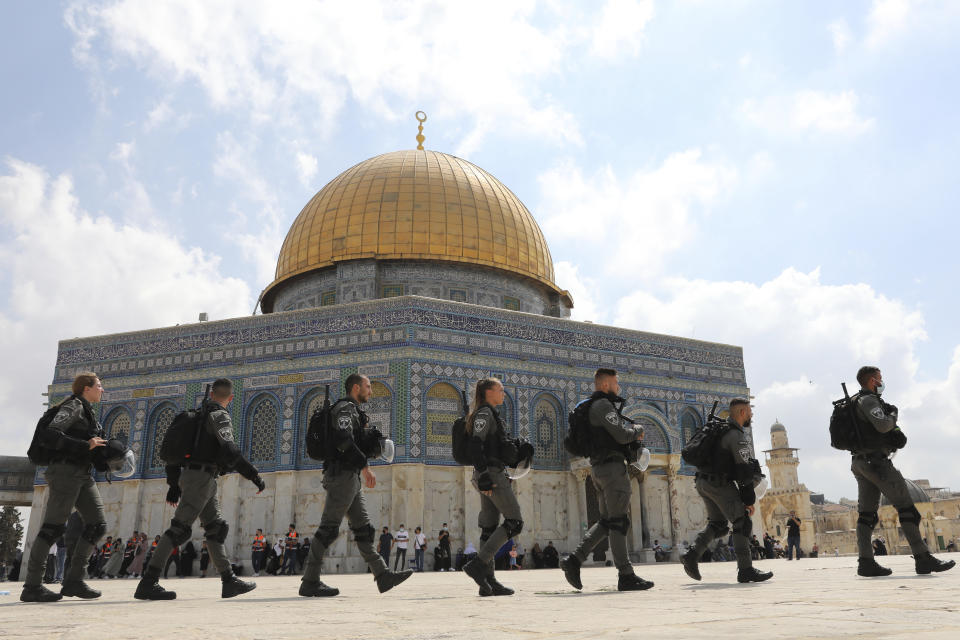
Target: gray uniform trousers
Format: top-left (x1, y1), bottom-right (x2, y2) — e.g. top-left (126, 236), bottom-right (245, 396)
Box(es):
top-left (473, 466), bottom-right (523, 567)
top-left (852, 456), bottom-right (927, 557)
top-left (302, 470), bottom-right (388, 582)
top-left (692, 476), bottom-right (753, 570)
top-left (148, 469), bottom-right (230, 576)
top-left (572, 460), bottom-right (634, 574)
top-left (25, 461), bottom-right (105, 586)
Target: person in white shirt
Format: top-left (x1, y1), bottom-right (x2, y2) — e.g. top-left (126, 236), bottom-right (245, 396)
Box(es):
top-left (393, 525), bottom-right (409, 571)
top-left (413, 527), bottom-right (427, 572)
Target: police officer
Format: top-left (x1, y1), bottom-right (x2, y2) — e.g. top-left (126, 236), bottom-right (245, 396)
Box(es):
top-left (135, 378), bottom-right (265, 600)
top-left (850, 366), bottom-right (954, 576)
top-left (682, 398), bottom-right (772, 584)
top-left (21, 372), bottom-right (108, 602)
top-left (560, 369), bottom-right (654, 592)
top-left (462, 377), bottom-right (523, 596)
top-left (299, 374), bottom-right (413, 597)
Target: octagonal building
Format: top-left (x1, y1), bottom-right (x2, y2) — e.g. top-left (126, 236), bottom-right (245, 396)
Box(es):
top-left (25, 144), bottom-right (752, 571)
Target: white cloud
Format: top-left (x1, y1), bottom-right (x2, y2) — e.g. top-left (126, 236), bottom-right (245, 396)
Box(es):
top-left (604, 266), bottom-right (960, 500)
top-left (64, 1), bottom-right (657, 155)
top-left (295, 151), bottom-right (319, 188)
top-left (539, 150), bottom-right (737, 277)
top-left (0, 158), bottom-right (251, 455)
top-left (828, 19), bottom-right (853, 54)
top-left (553, 261), bottom-right (601, 323)
top-left (589, 0), bottom-right (655, 60)
top-left (865, 0), bottom-right (914, 49)
top-left (742, 90), bottom-right (875, 136)
top-left (213, 131), bottom-right (285, 286)
top-left (144, 99), bottom-right (173, 131)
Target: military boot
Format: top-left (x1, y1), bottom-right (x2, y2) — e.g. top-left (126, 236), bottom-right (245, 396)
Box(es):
top-left (375, 569), bottom-right (414, 594)
top-left (299, 579), bottom-right (339, 597)
top-left (617, 573), bottom-right (655, 591)
top-left (737, 567), bottom-right (773, 583)
top-left (485, 567), bottom-right (514, 596)
top-left (915, 552), bottom-right (956, 575)
top-left (60, 580), bottom-right (102, 599)
top-left (462, 558), bottom-right (493, 596)
top-left (681, 549), bottom-right (701, 581)
top-left (559, 554), bottom-right (583, 590)
top-left (20, 584), bottom-right (63, 602)
top-left (857, 557), bottom-right (892, 577)
top-left (221, 571), bottom-right (257, 598)
top-left (134, 568), bottom-right (176, 600)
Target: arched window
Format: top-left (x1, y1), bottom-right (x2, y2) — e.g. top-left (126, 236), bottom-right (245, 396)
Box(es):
top-left (636, 416), bottom-right (670, 453)
top-left (105, 408), bottom-right (131, 444)
top-left (247, 396), bottom-right (279, 465)
top-left (367, 381), bottom-right (393, 439)
top-left (148, 404), bottom-right (178, 471)
top-left (680, 410), bottom-right (701, 447)
top-left (425, 382), bottom-right (463, 461)
top-left (532, 394), bottom-right (561, 466)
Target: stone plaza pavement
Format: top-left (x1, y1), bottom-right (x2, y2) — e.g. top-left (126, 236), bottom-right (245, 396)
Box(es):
top-left (1, 554), bottom-right (958, 639)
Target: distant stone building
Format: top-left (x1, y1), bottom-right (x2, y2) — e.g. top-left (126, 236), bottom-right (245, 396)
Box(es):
top-left (757, 422), bottom-right (960, 555)
top-left (24, 141), bottom-right (752, 573)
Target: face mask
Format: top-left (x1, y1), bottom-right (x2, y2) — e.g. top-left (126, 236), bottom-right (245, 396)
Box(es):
top-left (743, 418), bottom-right (752, 428)
top-left (875, 382), bottom-right (885, 394)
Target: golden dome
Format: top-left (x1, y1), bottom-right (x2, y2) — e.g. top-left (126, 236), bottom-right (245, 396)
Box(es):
top-left (262, 149), bottom-right (569, 310)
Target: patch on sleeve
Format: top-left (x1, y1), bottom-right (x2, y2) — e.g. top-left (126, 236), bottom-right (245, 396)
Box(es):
top-left (605, 411), bottom-right (620, 426)
top-left (473, 417), bottom-right (488, 436)
top-left (738, 447), bottom-right (752, 461)
top-left (52, 408), bottom-right (71, 424)
top-left (218, 425), bottom-right (235, 442)
top-left (338, 414), bottom-right (353, 430)
top-left (871, 407), bottom-right (885, 420)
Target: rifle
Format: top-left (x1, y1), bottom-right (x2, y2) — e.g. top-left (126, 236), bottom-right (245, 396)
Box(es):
top-left (187, 383), bottom-right (212, 460)
top-left (706, 400), bottom-right (720, 425)
top-left (838, 382), bottom-right (864, 451)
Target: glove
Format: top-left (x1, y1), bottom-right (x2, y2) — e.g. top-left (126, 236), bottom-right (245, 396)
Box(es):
top-left (476, 470), bottom-right (494, 492)
top-left (739, 484), bottom-right (756, 507)
top-left (252, 475), bottom-right (266, 492)
top-left (888, 427), bottom-right (907, 450)
top-left (883, 402), bottom-right (898, 415)
top-left (166, 485), bottom-right (182, 504)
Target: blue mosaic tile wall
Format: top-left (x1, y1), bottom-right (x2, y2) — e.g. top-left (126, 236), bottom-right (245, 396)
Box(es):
top-left (39, 296), bottom-right (750, 483)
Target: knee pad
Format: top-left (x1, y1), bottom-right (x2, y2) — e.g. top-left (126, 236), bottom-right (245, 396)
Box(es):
top-left (501, 518), bottom-right (523, 537)
top-left (707, 520), bottom-right (729, 538)
top-left (479, 525), bottom-right (498, 543)
top-left (165, 518), bottom-right (193, 546)
top-left (81, 521), bottom-right (107, 545)
top-left (203, 519), bottom-right (229, 544)
top-left (38, 522), bottom-right (67, 544)
top-left (898, 505), bottom-right (922, 526)
top-left (351, 524), bottom-right (375, 544)
top-left (606, 515), bottom-right (630, 535)
top-left (857, 511), bottom-right (880, 530)
top-left (315, 525), bottom-right (339, 547)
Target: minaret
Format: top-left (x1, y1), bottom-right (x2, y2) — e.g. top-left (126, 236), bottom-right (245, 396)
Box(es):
top-left (758, 420), bottom-right (813, 550)
top-left (766, 421), bottom-right (800, 490)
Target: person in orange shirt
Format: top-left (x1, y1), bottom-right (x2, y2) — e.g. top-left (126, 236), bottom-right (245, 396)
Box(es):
top-left (281, 525), bottom-right (299, 575)
top-left (251, 529), bottom-right (266, 577)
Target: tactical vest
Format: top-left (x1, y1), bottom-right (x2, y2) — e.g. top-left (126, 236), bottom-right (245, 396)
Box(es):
top-left (475, 404), bottom-right (507, 464)
top-left (698, 420), bottom-right (742, 478)
top-left (58, 397), bottom-right (103, 463)
top-left (187, 401), bottom-right (230, 465)
top-left (853, 392), bottom-right (894, 453)
top-left (588, 392), bottom-right (635, 462)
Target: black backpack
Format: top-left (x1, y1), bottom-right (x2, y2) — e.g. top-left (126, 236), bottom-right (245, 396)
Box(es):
top-left (450, 388), bottom-right (472, 465)
top-left (305, 386), bottom-right (334, 461)
top-left (159, 385), bottom-right (211, 465)
top-left (829, 383), bottom-right (863, 451)
top-left (563, 398), bottom-right (595, 458)
top-left (680, 401), bottom-right (729, 467)
top-left (27, 399), bottom-right (70, 465)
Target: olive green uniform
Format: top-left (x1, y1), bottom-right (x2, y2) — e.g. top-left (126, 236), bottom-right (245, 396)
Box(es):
top-left (24, 397), bottom-right (106, 587)
top-left (571, 397), bottom-right (642, 575)
top-left (302, 399), bottom-right (389, 583)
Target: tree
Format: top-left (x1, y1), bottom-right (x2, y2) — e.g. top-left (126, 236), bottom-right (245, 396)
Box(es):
top-left (0, 506), bottom-right (25, 564)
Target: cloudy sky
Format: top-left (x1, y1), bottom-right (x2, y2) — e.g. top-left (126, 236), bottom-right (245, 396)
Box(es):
top-left (2, 0), bottom-right (959, 504)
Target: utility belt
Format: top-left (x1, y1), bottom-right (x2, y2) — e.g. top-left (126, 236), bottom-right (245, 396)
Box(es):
top-left (47, 456), bottom-right (91, 468)
top-left (592, 454), bottom-right (627, 468)
top-left (696, 471), bottom-right (730, 483)
top-left (323, 459), bottom-right (361, 476)
top-left (185, 462), bottom-right (219, 475)
top-left (852, 451), bottom-right (889, 462)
